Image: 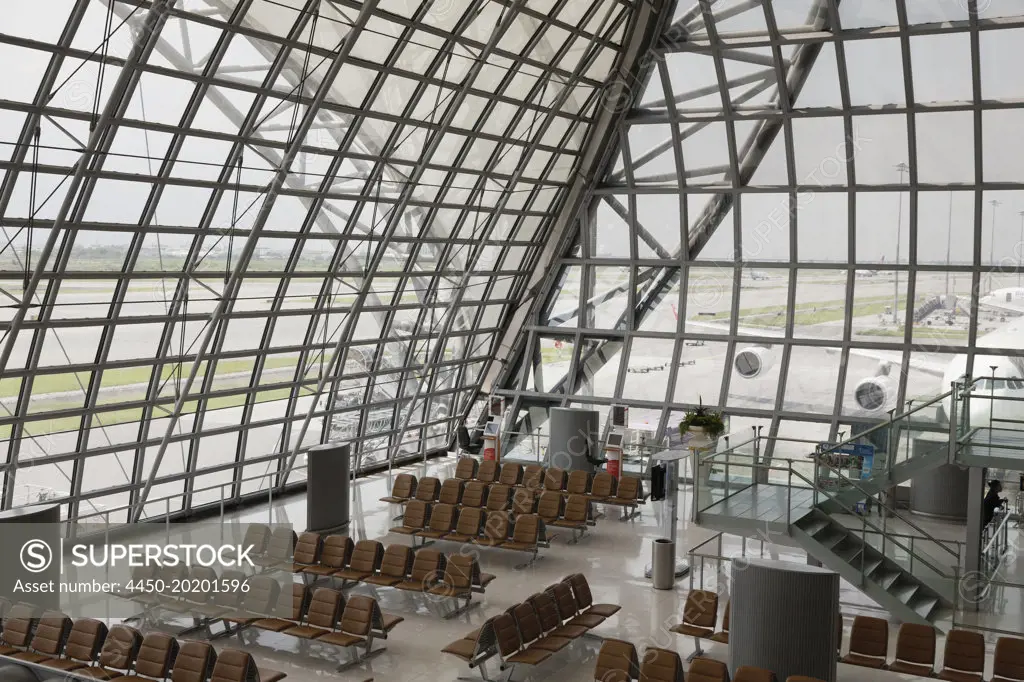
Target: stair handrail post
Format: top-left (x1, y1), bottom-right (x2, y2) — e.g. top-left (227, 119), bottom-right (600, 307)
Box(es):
top-left (786, 460), bottom-right (792, 527)
top-left (952, 563), bottom-right (961, 623)
top-left (860, 511), bottom-right (867, 587)
top-left (885, 407), bottom-right (897, 518)
top-left (948, 379), bottom-right (960, 464)
top-left (909, 535), bottom-right (914, 575)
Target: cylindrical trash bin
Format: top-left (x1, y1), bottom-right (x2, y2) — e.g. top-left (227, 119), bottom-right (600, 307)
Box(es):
top-left (652, 539), bottom-right (675, 590)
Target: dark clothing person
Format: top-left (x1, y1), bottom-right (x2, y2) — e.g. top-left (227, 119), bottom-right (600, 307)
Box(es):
top-left (983, 482), bottom-right (1005, 526)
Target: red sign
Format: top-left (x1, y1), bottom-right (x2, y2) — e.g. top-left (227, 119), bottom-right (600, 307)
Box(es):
top-left (483, 445), bottom-right (497, 462)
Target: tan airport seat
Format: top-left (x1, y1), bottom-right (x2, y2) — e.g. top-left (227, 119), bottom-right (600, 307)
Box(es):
top-left (640, 647), bottom-right (684, 682)
top-left (841, 615), bottom-right (888, 669)
top-left (565, 470), bottom-right (590, 496)
top-left (521, 465), bottom-right (545, 491)
top-left (588, 471), bottom-right (617, 502)
top-left (117, 631), bottom-right (179, 682)
top-left (281, 587), bottom-right (343, 640)
top-left (191, 569), bottom-right (248, 630)
top-left (169, 640), bottom-right (216, 682)
top-left (992, 636), bottom-right (1024, 682)
top-left (512, 602), bottom-right (571, 653)
top-left (211, 649), bottom-right (286, 682)
top-left (594, 638), bottom-right (639, 682)
top-left (476, 459), bottom-right (499, 483)
top-left (291, 531), bottom-right (322, 572)
top-left (669, 589), bottom-right (717, 659)
top-left (76, 625), bottom-right (143, 681)
top-left (252, 583), bottom-right (308, 632)
top-left (442, 618), bottom-right (498, 672)
top-left (253, 527), bottom-right (295, 570)
top-left (414, 476), bottom-right (441, 503)
top-left (239, 524), bottom-right (271, 559)
top-left (302, 534), bottom-right (353, 578)
top-left (567, 574), bottom-right (621, 618)
top-left (544, 467), bottom-right (567, 491)
top-left (454, 457), bottom-right (478, 480)
top-left (486, 483), bottom-right (512, 512)
top-left (0, 603), bottom-right (38, 655)
top-left (395, 549), bottom-right (445, 592)
top-left (223, 575), bottom-right (280, 629)
top-left (417, 503), bottom-right (458, 542)
top-left (547, 581), bottom-right (602, 630)
top-left (491, 612), bottom-right (552, 672)
top-left (688, 657), bottom-right (729, 682)
top-left (938, 629), bottom-right (986, 682)
top-left (733, 666), bottom-right (777, 682)
top-left (363, 544), bottom-right (413, 587)
top-left (10, 611), bottom-right (71, 664)
top-left (438, 478), bottom-right (464, 506)
top-left (427, 554), bottom-right (487, 617)
top-left (502, 514), bottom-right (544, 568)
top-left (888, 623), bottom-right (936, 676)
top-left (550, 494), bottom-right (591, 543)
top-left (161, 566), bottom-right (218, 614)
top-left (445, 506), bottom-right (485, 543)
top-left (537, 490), bottom-right (564, 526)
top-left (390, 499), bottom-right (430, 536)
top-left (39, 618), bottom-right (107, 671)
top-left (499, 462), bottom-right (523, 486)
top-left (334, 540), bottom-right (384, 584)
top-left (512, 488), bottom-right (536, 517)
top-left (709, 600), bottom-right (729, 643)
top-left (379, 473), bottom-right (417, 504)
top-left (606, 475), bottom-right (645, 519)
top-left (474, 511), bottom-right (511, 548)
top-left (527, 592), bottom-right (587, 640)
top-left (461, 480), bottom-right (490, 508)
top-left (317, 595), bottom-right (399, 670)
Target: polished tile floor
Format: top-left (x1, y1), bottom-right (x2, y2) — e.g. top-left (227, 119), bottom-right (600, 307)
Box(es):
top-left (216, 455), bottom-right (1021, 682)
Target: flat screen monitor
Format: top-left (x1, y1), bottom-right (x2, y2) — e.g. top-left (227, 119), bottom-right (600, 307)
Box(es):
top-left (611, 405), bottom-right (628, 427)
top-left (607, 433), bottom-right (623, 448)
top-left (484, 422), bottom-right (500, 437)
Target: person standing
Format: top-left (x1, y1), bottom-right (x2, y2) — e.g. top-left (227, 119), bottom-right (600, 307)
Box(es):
top-left (984, 480), bottom-right (1007, 527)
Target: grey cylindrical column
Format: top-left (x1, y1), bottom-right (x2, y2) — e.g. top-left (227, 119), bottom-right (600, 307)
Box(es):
top-left (306, 443), bottom-right (350, 533)
top-left (651, 539), bottom-right (675, 589)
top-left (910, 460), bottom-right (970, 520)
top-left (548, 407), bottom-right (599, 473)
top-left (730, 558), bottom-right (840, 682)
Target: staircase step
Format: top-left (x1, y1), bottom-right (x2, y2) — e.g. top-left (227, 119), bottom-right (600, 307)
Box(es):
top-left (862, 558), bottom-right (883, 577)
top-left (871, 567), bottom-right (903, 590)
top-left (801, 518), bottom-right (831, 536)
top-left (888, 581), bottom-right (921, 604)
top-left (910, 595), bottom-right (939, 621)
top-left (834, 545), bottom-right (863, 564)
top-left (816, 531), bottom-right (847, 550)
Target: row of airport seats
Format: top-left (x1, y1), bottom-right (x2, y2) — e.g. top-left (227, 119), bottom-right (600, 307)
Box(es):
top-left (673, 590), bottom-right (1024, 682)
top-left (0, 602), bottom-right (282, 682)
top-left (381, 462), bottom-right (647, 519)
top-left (592, 642), bottom-right (822, 682)
top-left (841, 616), bottom-right (1023, 682)
top-left (226, 583), bottom-right (400, 670)
top-left (442, 573), bottom-right (620, 679)
top-left (295, 536), bottom-right (494, 617)
top-left (390, 505), bottom-right (554, 567)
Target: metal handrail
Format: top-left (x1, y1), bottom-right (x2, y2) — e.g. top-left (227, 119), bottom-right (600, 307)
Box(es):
top-left (788, 466), bottom-right (959, 580)
top-left (71, 464), bottom-right (308, 526)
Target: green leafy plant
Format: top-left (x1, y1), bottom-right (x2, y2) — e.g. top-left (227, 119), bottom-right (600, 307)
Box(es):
top-left (678, 399), bottom-right (725, 439)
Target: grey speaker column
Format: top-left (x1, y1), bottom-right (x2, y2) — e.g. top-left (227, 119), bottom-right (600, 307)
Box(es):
top-left (729, 558), bottom-right (841, 682)
top-left (306, 443), bottom-right (350, 534)
top-left (548, 407), bottom-right (599, 472)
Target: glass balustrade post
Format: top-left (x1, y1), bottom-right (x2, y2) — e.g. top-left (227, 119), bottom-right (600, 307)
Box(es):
top-left (861, 513), bottom-right (867, 586)
top-left (787, 463), bottom-right (792, 526)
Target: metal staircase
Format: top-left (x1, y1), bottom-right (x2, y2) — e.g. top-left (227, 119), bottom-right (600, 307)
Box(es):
top-left (790, 507), bottom-right (954, 626)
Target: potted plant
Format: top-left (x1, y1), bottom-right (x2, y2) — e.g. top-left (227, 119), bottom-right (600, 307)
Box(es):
top-left (678, 399), bottom-right (725, 441)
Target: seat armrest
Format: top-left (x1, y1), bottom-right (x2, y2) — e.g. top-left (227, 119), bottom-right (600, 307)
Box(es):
top-left (379, 613), bottom-right (404, 633)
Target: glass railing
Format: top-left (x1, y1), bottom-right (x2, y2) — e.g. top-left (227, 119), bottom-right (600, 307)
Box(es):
top-left (952, 374), bottom-right (1024, 461)
top-left (694, 446), bottom-right (960, 600)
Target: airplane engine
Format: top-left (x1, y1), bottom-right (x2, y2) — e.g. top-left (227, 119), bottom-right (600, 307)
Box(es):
top-left (734, 346), bottom-right (775, 378)
top-left (853, 375), bottom-right (898, 412)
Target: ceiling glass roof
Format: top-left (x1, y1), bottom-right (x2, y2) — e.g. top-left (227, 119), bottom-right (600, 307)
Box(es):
top-left (499, 0), bottom-right (1024, 462)
top-left (0, 0), bottom-right (641, 521)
